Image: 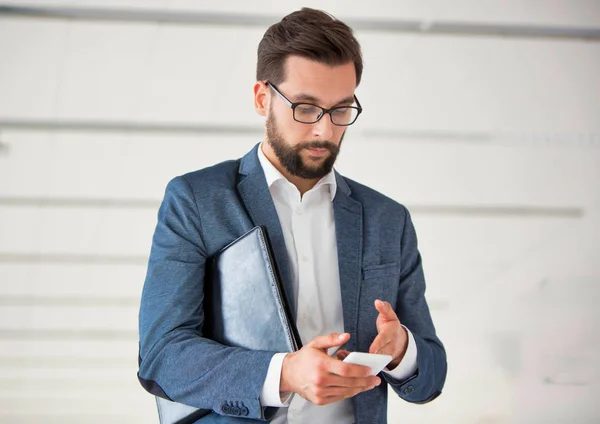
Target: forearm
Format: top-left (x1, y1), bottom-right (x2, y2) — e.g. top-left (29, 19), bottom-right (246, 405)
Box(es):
top-left (138, 176), bottom-right (277, 419)
top-left (387, 205), bottom-right (447, 403)
top-left (260, 353), bottom-right (293, 407)
top-left (139, 326), bottom-right (276, 419)
top-left (383, 325), bottom-right (418, 380)
top-left (383, 332), bottom-right (446, 403)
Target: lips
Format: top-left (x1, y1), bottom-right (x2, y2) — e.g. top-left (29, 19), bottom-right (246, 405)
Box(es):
top-left (306, 147), bottom-right (329, 156)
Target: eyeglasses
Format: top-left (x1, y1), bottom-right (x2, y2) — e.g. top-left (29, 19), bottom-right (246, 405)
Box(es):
top-left (266, 81), bottom-right (362, 126)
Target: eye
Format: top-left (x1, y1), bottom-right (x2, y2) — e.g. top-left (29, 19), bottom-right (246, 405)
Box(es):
top-left (296, 105), bottom-right (319, 114)
top-left (332, 107), bottom-right (351, 116)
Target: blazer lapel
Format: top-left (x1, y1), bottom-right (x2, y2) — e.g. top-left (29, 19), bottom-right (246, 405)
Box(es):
top-left (237, 144), bottom-right (297, 320)
top-left (333, 171), bottom-right (363, 352)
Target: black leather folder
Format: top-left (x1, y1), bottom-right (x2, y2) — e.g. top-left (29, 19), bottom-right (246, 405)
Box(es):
top-left (205, 225), bottom-right (301, 352)
top-left (156, 226), bottom-right (301, 423)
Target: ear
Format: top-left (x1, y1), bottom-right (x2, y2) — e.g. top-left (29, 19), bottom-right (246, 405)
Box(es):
top-left (254, 81), bottom-right (269, 117)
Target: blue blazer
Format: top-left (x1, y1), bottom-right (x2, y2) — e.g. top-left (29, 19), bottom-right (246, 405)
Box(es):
top-left (138, 144), bottom-right (447, 423)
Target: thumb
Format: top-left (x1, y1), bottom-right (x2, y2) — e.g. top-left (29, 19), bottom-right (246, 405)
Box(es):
top-left (308, 332), bottom-right (350, 351)
top-left (335, 349), bottom-right (351, 361)
top-left (375, 299), bottom-right (398, 321)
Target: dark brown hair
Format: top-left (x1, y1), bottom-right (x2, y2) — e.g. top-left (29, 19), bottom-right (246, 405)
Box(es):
top-left (256, 8), bottom-right (363, 86)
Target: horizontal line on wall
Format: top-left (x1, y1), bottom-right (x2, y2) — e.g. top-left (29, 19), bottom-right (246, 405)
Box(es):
top-left (2, 119), bottom-right (599, 147)
top-left (0, 196), bottom-right (159, 209)
top-left (0, 329), bottom-right (137, 341)
top-left (0, 294), bottom-right (442, 310)
top-left (0, 416), bottom-right (145, 423)
top-left (0, 5), bottom-right (599, 40)
top-left (1, 378), bottom-right (140, 391)
top-left (365, 129), bottom-right (600, 146)
top-left (409, 204), bottom-right (584, 218)
top-left (0, 119), bottom-right (264, 135)
top-left (0, 295), bottom-right (139, 307)
top-left (364, 129), bottom-right (494, 143)
top-left (0, 253), bottom-right (148, 265)
top-left (0, 356), bottom-right (133, 368)
top-left (0, 196), bottom-right (585, 218)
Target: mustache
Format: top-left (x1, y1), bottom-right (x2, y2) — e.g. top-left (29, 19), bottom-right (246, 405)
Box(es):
top-left (296, 141), bottom-right (338, 151)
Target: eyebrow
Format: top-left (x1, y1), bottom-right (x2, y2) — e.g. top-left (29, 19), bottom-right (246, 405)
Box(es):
top-left (292, 92), bottom-right (356, 107)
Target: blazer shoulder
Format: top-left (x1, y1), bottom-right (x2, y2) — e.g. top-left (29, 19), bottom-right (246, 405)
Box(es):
top-left (175, 159), bottom-right (241, 191)
top-left (342, 175), bottom-right (408, 215)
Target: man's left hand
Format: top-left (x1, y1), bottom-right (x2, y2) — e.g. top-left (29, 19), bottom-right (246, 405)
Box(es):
top-left (368, 299), bottom-right (408, 370)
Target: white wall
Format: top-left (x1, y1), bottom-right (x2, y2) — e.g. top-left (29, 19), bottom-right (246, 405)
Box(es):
top-left (0, 1), bottom-right (599, 423)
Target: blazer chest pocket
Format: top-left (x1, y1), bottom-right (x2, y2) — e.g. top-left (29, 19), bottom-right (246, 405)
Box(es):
top-left (356, 262), bottom-right (400, 350)
top-left (362, 262), bottom-right (399, 280)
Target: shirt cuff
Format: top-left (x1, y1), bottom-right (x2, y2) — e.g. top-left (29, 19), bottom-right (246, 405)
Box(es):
top-left (382, 325), bottom-right (418, 381)
top-left (259, 353), bottom-right (293, 407)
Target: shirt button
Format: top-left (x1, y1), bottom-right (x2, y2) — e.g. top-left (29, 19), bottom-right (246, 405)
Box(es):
top-left (301, 255), bottom-right (308, 262)
top-left (295, 207), bottom-right (303, 215)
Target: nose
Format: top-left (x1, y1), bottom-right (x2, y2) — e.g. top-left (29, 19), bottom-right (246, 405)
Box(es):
top-left (312, 114), bottom-right (334, 140)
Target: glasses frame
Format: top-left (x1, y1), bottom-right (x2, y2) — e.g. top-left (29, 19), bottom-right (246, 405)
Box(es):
top-left (266, 81), bottom-right (362, 126)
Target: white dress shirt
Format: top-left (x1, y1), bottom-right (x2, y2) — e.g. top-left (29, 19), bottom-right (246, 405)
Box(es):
top-left (256, 143), bottom-right (418, 423)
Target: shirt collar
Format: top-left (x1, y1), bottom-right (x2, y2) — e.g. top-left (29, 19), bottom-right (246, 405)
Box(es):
top-left (257, 142), bottom-right (337, 202)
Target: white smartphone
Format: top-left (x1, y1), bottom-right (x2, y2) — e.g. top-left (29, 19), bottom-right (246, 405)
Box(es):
top-left (342, 352), bottom-right (393, 375)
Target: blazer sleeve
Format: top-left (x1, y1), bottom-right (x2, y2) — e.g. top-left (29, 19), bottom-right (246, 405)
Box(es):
top-left (137, 176), bottom-right (276, 420)
top-left (382, 206), bottom-right (448, 404)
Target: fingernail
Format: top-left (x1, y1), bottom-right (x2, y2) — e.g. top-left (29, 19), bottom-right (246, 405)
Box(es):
top-left (338, 333), bottom-right (347, 340)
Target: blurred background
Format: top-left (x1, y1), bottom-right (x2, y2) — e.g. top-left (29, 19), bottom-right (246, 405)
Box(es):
top-left (0, 1), bottom-right (599, 423)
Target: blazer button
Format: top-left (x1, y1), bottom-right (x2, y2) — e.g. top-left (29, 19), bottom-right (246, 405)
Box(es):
top-left (240, 406), bottom-right (249, 416)
top-left (403, 385), bottom-right (414, 394)
top-left (232, 406), bottom-right (240, 415)
top-left (221, 404), bottom-right (231, 414)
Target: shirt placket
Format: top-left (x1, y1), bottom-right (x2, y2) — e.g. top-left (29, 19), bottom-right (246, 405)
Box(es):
top-left (293, 193), bottom-right (321, 344)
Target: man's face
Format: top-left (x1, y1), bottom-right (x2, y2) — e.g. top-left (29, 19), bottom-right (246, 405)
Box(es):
top-left (265, 56), bottom-right (357, 179)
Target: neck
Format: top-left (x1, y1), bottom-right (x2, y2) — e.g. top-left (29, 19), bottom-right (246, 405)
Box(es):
top-left (261, 141), bottom-right (319, 197)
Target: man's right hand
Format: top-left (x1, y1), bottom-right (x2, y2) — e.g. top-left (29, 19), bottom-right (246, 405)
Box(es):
top-left (280, 333), bottom-right (381, 406)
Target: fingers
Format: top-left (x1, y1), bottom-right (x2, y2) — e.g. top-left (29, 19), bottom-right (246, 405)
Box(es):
top-left (307, 376), bottom-right (381, 406)
top-left (320, 374), bottom-right (381, 389)
top-left (369, 333), bottom-right (394, 355)
top-left (375, 299), bottom-right (398, 322)
top-left (288, 332), bottom-right (386, 407)
top-left (312, 382), bottom-right (380, 405)
top-left (335, 349), bottom-right (350, 360)
top-left (314, 355), bottom-right (379, 388)
top-left (308, 332), bottom-right (350, 351)
top-left (326, 358), bottom-right (373, 378)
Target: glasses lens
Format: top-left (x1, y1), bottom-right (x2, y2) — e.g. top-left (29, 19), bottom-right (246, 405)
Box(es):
top-left (293, 104), bottom-right (323, 123)
top-left (330, 107), bottom-right (359, 125)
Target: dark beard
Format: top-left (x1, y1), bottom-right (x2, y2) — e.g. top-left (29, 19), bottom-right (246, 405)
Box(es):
top-left (266, 111), bottom-right (343, 180)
